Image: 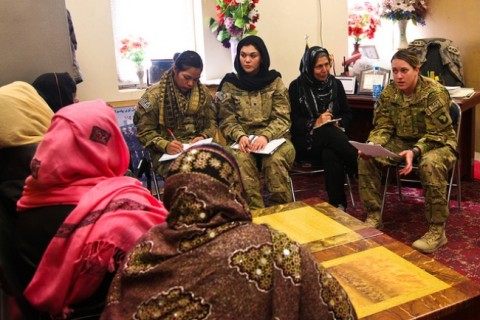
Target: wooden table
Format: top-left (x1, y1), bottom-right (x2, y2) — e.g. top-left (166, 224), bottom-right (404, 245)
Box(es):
top-left (346, 92), bottom-right (480, 181)
top-left (252, 198), bottom-right (480, 319)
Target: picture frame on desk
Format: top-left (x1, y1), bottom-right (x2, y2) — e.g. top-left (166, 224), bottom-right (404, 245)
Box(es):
top-left (358, 67), bottom-right (390, 95)
top-left (147, 59), bottom-right (174, 86)
top-left (359, 45), bottom-right (379, 59)
top-left (336, 76), bottom-right (356, 95)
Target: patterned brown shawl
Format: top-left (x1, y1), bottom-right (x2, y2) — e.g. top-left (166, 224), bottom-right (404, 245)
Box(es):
top-left (101, 144), bottom-right (357, 320)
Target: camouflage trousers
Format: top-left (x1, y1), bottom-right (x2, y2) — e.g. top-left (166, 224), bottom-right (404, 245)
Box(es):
top-left (358, 137), bottom-right (457, 224)
top-left (227, 140), bottom-right (296, 210)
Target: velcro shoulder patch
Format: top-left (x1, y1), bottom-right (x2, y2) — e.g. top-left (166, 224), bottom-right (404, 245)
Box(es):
top-left (215, 91), bottom-right (227, 103)
top-left (138, 98), bottom-right (151, 110)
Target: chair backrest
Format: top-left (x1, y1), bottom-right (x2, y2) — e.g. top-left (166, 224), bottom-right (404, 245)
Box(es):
top-left (0, 202), bottom-right (41, 319)
top-left (450, 101), bottom-right (462, 144)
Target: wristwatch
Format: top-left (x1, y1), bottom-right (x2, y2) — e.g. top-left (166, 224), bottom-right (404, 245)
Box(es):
top-left (411, 147), bottom-right (420, 159)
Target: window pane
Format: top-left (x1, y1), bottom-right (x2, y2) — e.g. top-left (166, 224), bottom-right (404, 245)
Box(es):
top-left (111, 0), bottom-right (195, 88)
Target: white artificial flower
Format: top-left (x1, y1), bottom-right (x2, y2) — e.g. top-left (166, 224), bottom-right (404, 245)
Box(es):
top-left (248, 8), bottom-right (258, 20)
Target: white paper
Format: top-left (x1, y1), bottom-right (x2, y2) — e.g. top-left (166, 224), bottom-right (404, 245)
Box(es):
top-left (231, 136), bottom-right (286, 155)
top-left (448, 87), bottom-right (475, 98)
top-left (159, 138), bottom-right (213, 162)
top-left (349, 141), bottom-right (401, 159)
top-left (313, 118), bottom-right (342, 130)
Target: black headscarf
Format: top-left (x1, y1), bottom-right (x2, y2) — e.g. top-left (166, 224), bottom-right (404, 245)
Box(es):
top-left (32, 72), bottom-right (77, 113)
top-left (295, 46), bottom-right (338, 119)
top-left (219, 35), bottom-right (281, 91)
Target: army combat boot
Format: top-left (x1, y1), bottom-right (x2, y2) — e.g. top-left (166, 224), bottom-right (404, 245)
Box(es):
top-left (364, 212), bottom-right (383, 230)
top-left (412, 223), bottom-right (447, 254)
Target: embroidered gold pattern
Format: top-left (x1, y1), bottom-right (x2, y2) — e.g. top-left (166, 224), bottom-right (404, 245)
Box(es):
top-left (133, 286), bottom-right (211, 320)
top-left (123, 241), bottom-right (166, 276)
top-left (178, 223), bottom-right (240, 253)
top-left (168, 189), bottom-right (208, 227)
top-left (229, 227), bottom-right (302, 292)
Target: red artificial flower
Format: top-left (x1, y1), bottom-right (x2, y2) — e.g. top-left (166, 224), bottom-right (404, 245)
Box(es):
top-left (347, 2), bottom-right (381, 43)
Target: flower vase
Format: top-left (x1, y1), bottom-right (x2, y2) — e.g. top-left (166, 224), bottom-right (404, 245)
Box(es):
top-left (229, 37), bottom-right (239, 70)
top-left (397, 19), bottom-right (409, 49)
top-left (352, 43), bottom-right (360, 56)
top-left (136, 64), bottom-right (146, 89)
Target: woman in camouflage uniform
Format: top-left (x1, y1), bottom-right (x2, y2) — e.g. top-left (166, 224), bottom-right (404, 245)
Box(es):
top-left (358, 49), bottom-right (457, 253)
top-left (134, 51), bottom-right (217, 177)
top-left (216, 36), bottom-right (295, 210)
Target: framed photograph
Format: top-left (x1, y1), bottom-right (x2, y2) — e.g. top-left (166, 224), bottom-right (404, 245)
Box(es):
top-left (359, 45), bottom-right (379, 59)
top-left (358, 67), bottom-right (390, 95)
top-left (147, 59), bottom-right (174, 86)
top-left (336, 76), bottom-right (356, 95)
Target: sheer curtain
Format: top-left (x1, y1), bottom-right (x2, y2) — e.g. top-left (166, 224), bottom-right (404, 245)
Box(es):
top-left (111, 0), bottom-right (196, 88)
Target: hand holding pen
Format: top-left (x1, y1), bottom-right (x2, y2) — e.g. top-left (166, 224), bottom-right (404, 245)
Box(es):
top-left (166, 128), bottom-right (184, 155)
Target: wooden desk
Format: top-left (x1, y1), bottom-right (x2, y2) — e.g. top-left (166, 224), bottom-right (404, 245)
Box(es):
top-left (347, 92), bottom-right (480, 181)
top-left (252, 198), bottom-right (480, 319)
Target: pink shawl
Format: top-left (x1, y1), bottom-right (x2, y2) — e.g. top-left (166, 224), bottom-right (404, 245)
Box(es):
top-left (17, 100), bottom-right (168, 317)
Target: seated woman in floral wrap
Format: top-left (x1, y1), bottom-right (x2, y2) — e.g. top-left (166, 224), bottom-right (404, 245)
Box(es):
top-left (101, 143), bottom-right (357, 320)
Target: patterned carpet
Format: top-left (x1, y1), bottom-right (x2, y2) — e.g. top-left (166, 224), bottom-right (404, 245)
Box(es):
top-left (292, 170), bottom-right (480, 286)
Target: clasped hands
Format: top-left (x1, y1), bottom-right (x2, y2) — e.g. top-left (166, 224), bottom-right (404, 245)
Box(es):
top-left (238, 135), bottom-right (268, 153)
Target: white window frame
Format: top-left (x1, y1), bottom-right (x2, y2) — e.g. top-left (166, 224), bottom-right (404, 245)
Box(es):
top-left (110, 0), bottom-right (197, 89)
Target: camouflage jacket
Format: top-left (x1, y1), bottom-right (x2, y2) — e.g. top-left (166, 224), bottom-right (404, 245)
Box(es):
top-left (408, 38), bottom-right (464, 86)
top-left (369, 75), bottom-right (457, 155)
top-left (133, 83), bottom-right (217, 160)
top-left (217, 77), bottom-right (291, 144)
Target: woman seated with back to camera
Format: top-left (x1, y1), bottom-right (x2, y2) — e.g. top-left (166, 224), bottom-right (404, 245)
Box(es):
top-left (32, 72), bottom-right (79, 113)
top-left (101, 143), bottom-right (357, 320)
top-left (15, 100), bottom-right (168, 319)
top-left (289, 46), bottom-right (358, 211)
top-left (134, 50), bottom-right (217, 177)
top-left (0, 81), bottom-right (54, 217)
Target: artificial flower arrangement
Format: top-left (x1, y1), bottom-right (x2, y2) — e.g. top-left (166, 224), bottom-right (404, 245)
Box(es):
top-left (209, 0), bottom-right (260, 48)
top-left (380, 0), bottom-right (428, 25)
top-left (348, 2), bottom-right (382, 44)
top-left (119, 36), bottom-right (148, 66)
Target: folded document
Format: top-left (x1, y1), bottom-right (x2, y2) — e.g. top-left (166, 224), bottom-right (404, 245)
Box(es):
top-left (349, 141), bottom-right (401, 159)
top-left (446, 87), bottom-right (475, 98)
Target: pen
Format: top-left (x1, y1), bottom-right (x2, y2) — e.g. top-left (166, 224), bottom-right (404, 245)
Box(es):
top-left (167, 128), bottom-right (177, 140)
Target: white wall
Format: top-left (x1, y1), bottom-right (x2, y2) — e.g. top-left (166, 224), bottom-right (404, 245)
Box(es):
top-left (66, 0), bottom-right (432, 102)
top-left (66, 0), bottom-right (349, 102)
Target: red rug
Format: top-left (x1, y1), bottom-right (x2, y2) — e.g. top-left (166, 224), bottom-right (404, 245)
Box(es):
top-left (292, 172), bottom-right (480, 286)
